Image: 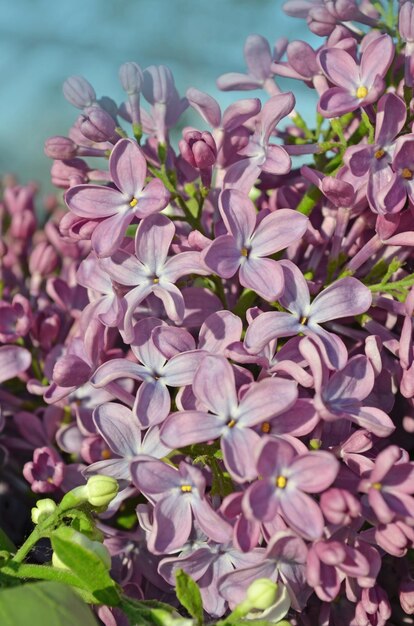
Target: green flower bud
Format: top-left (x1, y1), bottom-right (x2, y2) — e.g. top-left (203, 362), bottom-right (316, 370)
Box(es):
top-left (52, 530), bottom-right (111, 570)
top-left (85, 475), bottom-right (119, 507)
top-left (246, 578), bottom-right (278, 610)
top-left (31, 498), bottom-right (57, 524)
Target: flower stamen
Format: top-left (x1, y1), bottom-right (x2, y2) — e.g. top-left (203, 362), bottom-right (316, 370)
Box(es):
top-left (276, 475), bottom-right (288, 489)
top-left (129, 197), bottom-right (138, 207)
top-left (181, 485), bottom-right (192, 493)
top-left (356, 85), bottom-right (368, 99)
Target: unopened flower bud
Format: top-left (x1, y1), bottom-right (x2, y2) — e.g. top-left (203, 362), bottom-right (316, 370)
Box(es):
top-left (52, 531), bottom-right (111, 570)
top-left (29, 241), bottom-right (59, 277)
top-left (119, 62), bottom-right (144, 95)
top-left (51, 158), bottom-right (89, 189)
top-left (63, 75), bottom-right (96, 109)
top-left (44, 136), bottom-right (77, 160)
top-left (80, 108), bottom-right (118, 143)
top-left (31, 498), bottom-right (57, 524)
top-left (246, 578), bottom-right (278, 610)
top-left (400, 577), bottom-right (414, 614)
top-left (179, 129), bottom-right (217, 169)
top-left (85, 475), bottom-right (119, 507)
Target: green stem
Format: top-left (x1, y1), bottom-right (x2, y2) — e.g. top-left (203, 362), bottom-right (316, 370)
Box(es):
top-left (12, 528), bottom-right (42, 563)
top-left (296, 185), bottom-right (321, 216)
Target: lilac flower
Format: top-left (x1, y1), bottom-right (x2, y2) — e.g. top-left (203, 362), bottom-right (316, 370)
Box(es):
top-left (98, 214), bottom-right (208, 341)
top-left (130, 458), bottom-right (232, 554)
top-left (359, 445), bottom-right (414, 524)
top-left (84, 402), bottom-right (170, 480)
top-left (0, 345), bottom-right (31, 383)
top-left (202, 189), bottom-right (308, 301)
top-left (244, 260), bottom-right (372, 369)
top-left (218, 531), bottom-right (311, 612)
top-left (317, 34), bottom-right (394, 118)
top-left (224, 93), bottom-right (295, 193)
top-left (23, 446), bottom-right (65, 493)
top-left (217, 35), bottom-right (287, 94)
top-left (243, 437), bottom-right (339, 540)
top-left (299, 336), bottom-right (395, 437)
top-left (65, 138), bottom-right (170, 257)
top-left (272, 40), bottom-right (328, 95)
top-left (160, 354), bottom-right (298, 482)
top-left (91, 317), bottom-right (206, 428)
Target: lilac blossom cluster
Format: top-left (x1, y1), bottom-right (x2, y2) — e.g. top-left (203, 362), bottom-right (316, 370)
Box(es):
top-left (3, 1), bottom-right (414, 624)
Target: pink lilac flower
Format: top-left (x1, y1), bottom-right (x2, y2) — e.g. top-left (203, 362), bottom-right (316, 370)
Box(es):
top-left (65, 138), bottom-right (170, 257)
top-left (130, 458), bottom-right (232, 554)
top-left (23, 446), bottom-right (65, 493)
top-left (98, 214), bottom-right (209, 341)
top-left (243, 437), bottom-right (339, 540)
top-left (91, 317), bottom-right (206, 428)
top-left (202, 188), bottom-right (308, 301)
top-left (160, 354), bottom-right (298, 482)
top-left (317, 34), bottom-right (394, 117)
top-left (244, 260), bottom-right (372, 369)
top-left (0, 345), bottom-right (31, 383)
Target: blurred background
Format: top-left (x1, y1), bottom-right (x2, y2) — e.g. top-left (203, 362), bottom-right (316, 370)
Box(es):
top-left (0, 0), bottom-right (318, 193)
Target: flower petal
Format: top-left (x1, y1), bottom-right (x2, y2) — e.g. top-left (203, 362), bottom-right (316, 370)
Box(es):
top-left (109, 138), bottom-right (147, 197)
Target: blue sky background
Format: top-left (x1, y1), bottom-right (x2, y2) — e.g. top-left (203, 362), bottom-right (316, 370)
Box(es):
top-left (0, 0), bottom-right (319, 193)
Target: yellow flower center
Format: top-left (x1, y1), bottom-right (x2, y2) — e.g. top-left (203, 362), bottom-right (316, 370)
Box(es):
top-left (300, 316), bottom-right (308, 326)
top-left (101, 448), bottom-right (111, 460)
top-left (261, 422), bottom-right (271, 434)
top-left (276, 475), bottom-right (287, 489)
top-left (371, 481), bottom-right (382, 490)
top-left (227, 419), bottom-right (236, 428)
top-left (129, 197), bottom-right (138, 207)
top-left (374, 149), bottom-right (385, 160)
top-left (181, 485), bottom-right (192, 493)
top-left (153, 277), bottom-right (160, 284)
top-left (402, 168), bottom-right (413, 180)
top-left (356, 85), bottom-right (368, 99)
top-left (241, 247), bottom-right (249, 257)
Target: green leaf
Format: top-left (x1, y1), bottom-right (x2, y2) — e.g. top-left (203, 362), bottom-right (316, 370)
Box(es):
top-left (0, 528), bottom-right (15, 553)
top-left (0, 581), bottom-right (99, 626)
top-left (119, 597), bottom-right (171, 626)
top-left (175, 569), bottom-right (203, 625)
top-left (51, 527), bottom-right (120, 606)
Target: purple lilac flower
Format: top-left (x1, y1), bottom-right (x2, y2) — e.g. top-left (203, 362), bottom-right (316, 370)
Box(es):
top-left (202, 189), bottom-right (308, 301)
top-left (243, 437), bottom-right (339, 540)
top-left (98, 214), bottom-right (209, 341)
top-left (0, 345), bottom-right (31, 383)
top-left (130, 458), bottom-right (232, 554)
top-left (160, 354), bottom-right (298, 482)
top-left (244, 260), bottom-right (372, 369)
top-left (317, 34), bottom-right (394, 118)
top-left (23, 446), bottom-right (65, 493)
top-left (65, 138), bottom-right (170, 257)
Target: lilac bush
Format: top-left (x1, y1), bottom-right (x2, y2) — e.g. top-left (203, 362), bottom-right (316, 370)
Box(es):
top-left (3, 1), bottom-right (414, 625)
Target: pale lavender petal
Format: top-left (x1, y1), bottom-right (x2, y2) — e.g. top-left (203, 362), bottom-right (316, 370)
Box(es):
top-left (91, 359), bottom-right (147, 387)
top-left (153, 282), bottom-right (185, 323)
top-left (270, 398), bottom-right (319, 436)
top-left (150, 493), bottom-right (192, 553)
top-left (131, 458), bottom-right (180, 494)
top-left (324, 356), bottom-right (374, 406)
top-left (160, 411), bottom-right (225, 448)
top-left (280, 491), bottom-right (324, 540)
top-left (347, 407), bottom-right (395, 437)
top-left (318, 87), bottom-right (359, 118)
top-left (221, 98), bottom-right (261, 132)
top-left (133, 380), bottom-right (170, 428)
top-left (141, 425), bottom-right (171, 458)
top-left (262, 145), bottom-right (291, 175)
top-left (162, 251), bottom-right (209, 282)
top-left (251, 210), bottom-right (308, 256)
top-left (261, 92), bottom-right (295, 144)
top-left (289, 452), bottom-right (339, 492)
top-left (199, 310), bottom-right (242, 353)
top-left (245, 34), bottom-right (273, 80)
top-left (240, 257), bottom-right (284, 301)
top-left (278, 260), bottom-right (310, 316)
top-left (135, 213), bottom-right (175, 271)
top-left (217, 72), bottom-right (262, 91)
top-left (93, 402), bottom-right (142, 456)
top-left (244, 479), bottom-right (279, 521)
top-left (152, 326), bottom-right (195, 358)
top-left (221, 427), bottom-right (262, 482)
top-left (109, 138), bottom-right (147, 197)
top-left (310, 277), bottom-right (372, 323)
top-left (238, 378), bottom-right (298, 426)
top-left (224, 159), bottom-right (262, 194)
top-left (192, 499), bottom-right (233, 543)
top-left (244, 312), bottom-right (300, 354)
top-left (186, 88), bottom-right (222, 128)
top-left (135, 178), bottom-right (170, 217)
top-left (360, 34), bottom-right (394, 88)
top-left (0, 345), bottom-right (31, 383)
top-left (65, 185), bottom-right (126, 218)
top-left (84, 458), bottom-right (131, 480)
top-left (318, 48), bottom-right (359, 90)
top-left (91, 210), bottom-right (133, 257)
top-left (122, 284), bottom-right (154, 343)
top-left (99, 251), bottom-right (148, 286)
top-left (130, 317), bottom-right (166, 369)
top-left (306, 325), bottom-right (348, 371)
top-left (193, 355), bottom-right (238, 417)
top-left (257, 437), bottom-right (296, 477)
top-left (376, 93), bottom-right (406, 145)
top-left (219, 189), bottom-right (256, 244)
top-left (202, 235), bottom-right (241, 278)
top-left (162, 350), bottom-right (207, 386)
